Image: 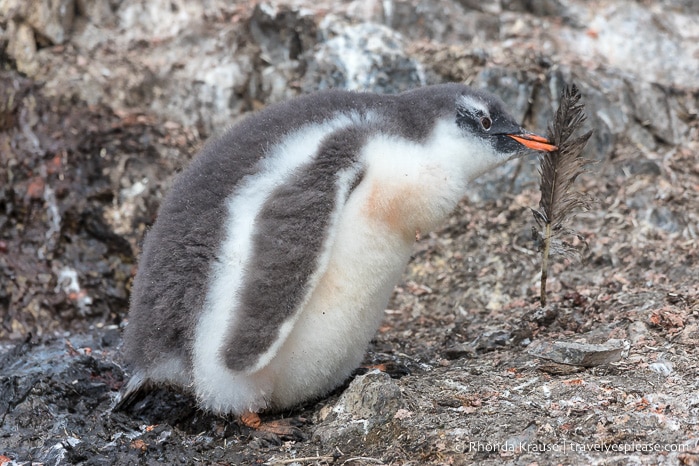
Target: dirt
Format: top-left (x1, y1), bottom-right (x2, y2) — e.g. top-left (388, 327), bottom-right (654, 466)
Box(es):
top-left (1, 0), bottom-right (699, 465)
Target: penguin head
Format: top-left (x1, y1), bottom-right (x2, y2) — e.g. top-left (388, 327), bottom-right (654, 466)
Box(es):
top-left (454, 89), bottom-right (557, 163)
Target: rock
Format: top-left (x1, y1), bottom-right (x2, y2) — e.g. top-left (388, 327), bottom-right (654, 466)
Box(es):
top-left (649, 358), bottom-right (674, 376)
top-left (503, 423), bottom-right (538, 452)
top-left (676, 323), bottom-right (699, 346)
top-left (75, 0), bottom-right (115, 26)
top-left (569, 71), bottom-right (626, 160)
top-left (248, 3), bottom-right (317, 103)
top-left (0, 0), bottom-right (76, 46)
top-left (444, 343), bottom-right (475, 360)
top-left (304, 20), bottom-right (425, 93)
top-left (444, 329), bottom-right (510, 360)
top-left (474, 329), bottom-right (511, 352)
top-left (28, 0), bottom-right (75, 45)
top-left (382, 0), bottom-right (495, 43)
top-left (249, 4), bottom-right (317, 66)
top-left (561, 1), bottom-right (699, 89)
top-left (138, 25), bottom-right (255, 133)
top-left (647, 205), bottom-right (682, 233)
top-left (502, 0), bottom-right (566, 16)
top-left (628, 80), bottom-right (686, 146)
top-left (6, 21), bottom-right (39, 76)
top-left (313, 371), bottom-right (402, 446)
top-left (527, 305), bottom-right (559, 327)
top-left (527, 339), bottom-right (626, 367)
top-left (627, 321), bottom-right (650, 345)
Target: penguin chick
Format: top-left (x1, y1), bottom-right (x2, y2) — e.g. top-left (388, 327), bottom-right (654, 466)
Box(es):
top-left (120, 83), bottom-right (556, 417)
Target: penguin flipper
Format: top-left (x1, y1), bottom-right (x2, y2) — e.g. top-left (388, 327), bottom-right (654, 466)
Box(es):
top-left (218, 128), bottom-right (367, 373)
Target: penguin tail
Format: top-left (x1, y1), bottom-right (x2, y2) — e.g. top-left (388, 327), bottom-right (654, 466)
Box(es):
top-left (112, 372), bottom-right (149, 412)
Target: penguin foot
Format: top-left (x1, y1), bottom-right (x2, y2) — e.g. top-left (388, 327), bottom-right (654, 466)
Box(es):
top-left (355, 362), bottom-right (411, 379)
top-left (240, 412), bottom-right (308, 441)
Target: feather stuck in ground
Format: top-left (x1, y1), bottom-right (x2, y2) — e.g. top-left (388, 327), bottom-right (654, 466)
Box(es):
top-left (533, 84), bottom-right (594, 306)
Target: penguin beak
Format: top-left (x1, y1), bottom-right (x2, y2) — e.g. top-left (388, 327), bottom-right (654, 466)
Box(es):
top-left (508, 132), bottom-right (558, 152)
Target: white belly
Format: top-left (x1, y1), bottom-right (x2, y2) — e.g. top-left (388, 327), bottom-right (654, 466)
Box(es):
top-left (261, 186), bottom-right (414, 409)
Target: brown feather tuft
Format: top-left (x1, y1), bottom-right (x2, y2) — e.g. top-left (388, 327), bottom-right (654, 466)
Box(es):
top-left (533, 84), bottom-right (594, 307)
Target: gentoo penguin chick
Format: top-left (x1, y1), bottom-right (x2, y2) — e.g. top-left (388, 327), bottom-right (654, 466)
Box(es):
top-left (120, 83), bottom-right (556, 429)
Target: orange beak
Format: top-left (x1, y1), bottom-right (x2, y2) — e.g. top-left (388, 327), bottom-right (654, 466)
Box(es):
top-left (508, 133), bottom-right (558, 152)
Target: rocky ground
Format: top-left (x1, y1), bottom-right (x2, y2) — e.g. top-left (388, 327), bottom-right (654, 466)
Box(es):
top-left (1, 0), bottom-right (698, 464)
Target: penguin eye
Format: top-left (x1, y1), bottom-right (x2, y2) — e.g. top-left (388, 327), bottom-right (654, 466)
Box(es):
top-left (480, 116), bottom-right (492, 131)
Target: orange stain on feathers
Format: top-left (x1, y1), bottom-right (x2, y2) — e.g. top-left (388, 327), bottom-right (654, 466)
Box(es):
top-left (362, 182), bottom-right (419, 242)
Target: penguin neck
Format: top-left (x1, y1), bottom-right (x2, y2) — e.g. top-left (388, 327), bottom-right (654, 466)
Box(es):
top-left (359, 120), bottom-right (493, 242)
